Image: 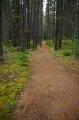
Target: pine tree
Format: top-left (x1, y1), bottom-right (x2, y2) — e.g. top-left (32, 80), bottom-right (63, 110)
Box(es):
top-left (0, 0), bottom-right (3, 61)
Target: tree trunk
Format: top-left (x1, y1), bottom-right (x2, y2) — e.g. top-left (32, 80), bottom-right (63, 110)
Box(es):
top-left (22, 0), bottom-right (27, 49)
top-left (33, 0), bottom-right (36, 50)
top-left (27, 0), bottom-right (30, 49)
top-left (59, 0), bottom-right (63, 49)
top-left (0, 0), bottom-right (3, 61)
top-left (16, 0), bottom-right (20, 46)
top-left (55, 0), bottom-right (60, 50)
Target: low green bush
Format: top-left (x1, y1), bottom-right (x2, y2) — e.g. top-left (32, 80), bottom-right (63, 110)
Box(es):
top-left (30, 40), bottom-right (33, 48)
top-left (62, 40), bottom-right (72, 49)
top-left (46, 42), bottom-right (49, 45)
top-left (49, 43), bottom-right (53, 48)
top-left (16, 52), bottom-right (29, 66)
top-left (63, 50), bottom-right (71, 56)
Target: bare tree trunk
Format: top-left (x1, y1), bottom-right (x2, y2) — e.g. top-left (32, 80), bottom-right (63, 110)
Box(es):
top-left (0, 0), bottom-right (3, 61)
top-left (55, 0), bottom-right (60, 50)
top-left (76, 1), bottom-right (79, 39)
top-left (27, 0), bottom-right (30, 49)
top-left (35, 0), bottom-right (39, 49)
top-left (22, 0), bottom-right (27, 49)
top-left (33, 0), bottom-right (36, 50)
top-left (16, 0), bottom-right (20, 46)
top-left (59, 0), bottom-right (63, 49)
top-left (39, 0), bottom-right (43, 46)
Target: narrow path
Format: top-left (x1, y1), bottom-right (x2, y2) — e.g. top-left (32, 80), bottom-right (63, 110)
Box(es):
top-left (11, 41), bottom-right (79, 120)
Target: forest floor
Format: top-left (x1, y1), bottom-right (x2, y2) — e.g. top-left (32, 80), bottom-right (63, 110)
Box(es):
top-left (11, 41), bottom-right (79, 120)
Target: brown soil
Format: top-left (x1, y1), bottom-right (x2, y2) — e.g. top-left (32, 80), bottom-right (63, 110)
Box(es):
top-left (11, 41), bottom-right (79, 120)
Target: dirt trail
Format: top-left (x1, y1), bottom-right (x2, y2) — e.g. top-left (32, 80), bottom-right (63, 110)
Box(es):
top-left (11, 41), bottom-right (79, 120)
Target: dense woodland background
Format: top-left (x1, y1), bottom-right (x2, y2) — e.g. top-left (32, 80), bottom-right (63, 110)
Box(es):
top-left (0, 0), bottom-right (79, 119)
top-left (0, 0), bottom-right (79, 59)
top-left (0, 0), bottom-right (43, 61)
top-left (44, 0), bottom-right (79, 53)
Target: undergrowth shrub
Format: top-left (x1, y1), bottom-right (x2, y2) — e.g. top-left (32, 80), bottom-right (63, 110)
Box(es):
top-left (49, 43), bottom-right (53, 47)
top-left (3, 43), bottom-right (17, 53)
top-left (73, 38), bottom-right (79, 56)
top-left (16, 51), bottom-right (29, 66)
top-left (46, 40), bottom-right (54, 47)
top-left (4, 40), bottom-right (13, 47)
top-left (62, 40), bottom-right (72, 50)
top-left (46, 42), bottom-right (49, 45)
top-left (7, 101), bottom-right (15, 112)
top-left (63, 50), bottom-right (71, 56)
top-left (30, 40), bottom-right (33, 48)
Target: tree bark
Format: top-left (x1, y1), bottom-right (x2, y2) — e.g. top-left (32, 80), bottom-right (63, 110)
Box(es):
top-left (55, 0), bottom-right (60, 50)
top-left (0, 0), bottom-right (3, 61)
top-left (59, 0), bottom-right (63, 49)
top-left (22, 0), bottom-right (27, 49)
top-left (27, 0), bottom-right (30, 49)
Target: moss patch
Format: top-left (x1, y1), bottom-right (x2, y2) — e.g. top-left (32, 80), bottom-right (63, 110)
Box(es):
top-left (0, 51), bottom-right (30, 120)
